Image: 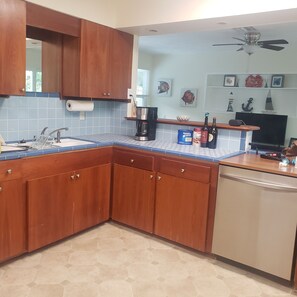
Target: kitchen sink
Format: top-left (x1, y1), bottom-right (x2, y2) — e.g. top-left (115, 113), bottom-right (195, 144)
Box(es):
top-left (51, 138), bottom-right (96, 147)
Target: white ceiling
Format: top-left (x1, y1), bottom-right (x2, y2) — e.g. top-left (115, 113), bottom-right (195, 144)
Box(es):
top-left (138, 22), bottom-right (297, 55)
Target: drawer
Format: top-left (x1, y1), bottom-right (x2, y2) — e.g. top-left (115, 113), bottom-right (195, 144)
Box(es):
top-left (159, 158), bottom-right (210, 183)
top-left (113, 150), bottom-right (154, 171)
top-left (0, 159), bottom-right (22, 181)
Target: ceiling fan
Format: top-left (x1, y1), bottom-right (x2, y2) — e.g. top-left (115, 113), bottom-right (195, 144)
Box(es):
top-left (213, 27), bottom-right (289, 55)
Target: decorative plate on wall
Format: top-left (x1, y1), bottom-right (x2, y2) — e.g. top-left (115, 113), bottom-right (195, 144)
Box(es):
top-left (245, 75), bottom-right (263, 87)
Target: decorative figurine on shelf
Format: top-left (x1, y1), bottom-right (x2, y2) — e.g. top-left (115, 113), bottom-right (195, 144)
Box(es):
top-left (226, 92), bottom-right (234, 112)
top-left (265, 90), bottom-right (274, 111)
top-left (242, 97), bottom-right (253, 112)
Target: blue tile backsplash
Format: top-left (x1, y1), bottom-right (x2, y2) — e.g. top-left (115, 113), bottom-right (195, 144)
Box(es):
top-left (0, 93), bottom-right (247, 151)
top-left (0, 93), bottom-right (135, 142)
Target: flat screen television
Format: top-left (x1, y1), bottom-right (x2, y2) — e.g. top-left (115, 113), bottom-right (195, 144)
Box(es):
top-left (235, 112), bottom-right (288, 151)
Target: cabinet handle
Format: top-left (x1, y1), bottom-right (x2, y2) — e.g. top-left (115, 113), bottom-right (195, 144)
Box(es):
top-left (70, 175), bottom-right (75, 180)
top-left (76, 174), bottom-right (80, 179)
top-left (20, 88), bottom-right (25, 92)
top-left (130, 159), bottom-right (134, 163)
top-left (6, 169), bottom-right (12, 174)
top-left (150, 174), bottom-right (154, 179)
top-left (103, 92), bottom-right (107, 96)
top-left (157, 176), bottom-right (161, 180)
top-left (107, 92), bottom-right (111, 96)
top-left (181, 168), bottom-right (185, 173)
top-left (0, 187), bottom-right (2, 192)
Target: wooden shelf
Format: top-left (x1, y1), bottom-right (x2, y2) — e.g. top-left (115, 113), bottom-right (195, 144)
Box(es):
top-left (126, 117), bottom-right (260, 132)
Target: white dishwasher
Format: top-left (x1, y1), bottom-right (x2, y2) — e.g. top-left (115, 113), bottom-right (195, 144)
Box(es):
top-left (212, 165), bottom-right (297, 280)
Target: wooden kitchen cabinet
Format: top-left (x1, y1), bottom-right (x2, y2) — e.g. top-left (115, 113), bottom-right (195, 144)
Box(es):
top-left (154, 158), bottom-right (211, 252)
top-left (63, 20), bottom-right (133, 100)
top-left (27, 171), bottom-right (74, 251)
top-left (0, 159), bottom-right (26, 262)
top-left (112, 149), bottom-right (155, 233)
top-left (0, 0), bottom-right (26, 96)
top-left (26, 148), bottom-right (112, 251)
top-left (73, 164), bottom-right (111, 233)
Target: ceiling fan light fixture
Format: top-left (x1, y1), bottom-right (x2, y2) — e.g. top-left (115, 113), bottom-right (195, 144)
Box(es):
top-left (243, 44), bottom-right (255, 55)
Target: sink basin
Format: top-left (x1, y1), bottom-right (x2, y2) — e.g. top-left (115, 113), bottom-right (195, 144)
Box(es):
top-left (52, 138), bottom-right (96, 148)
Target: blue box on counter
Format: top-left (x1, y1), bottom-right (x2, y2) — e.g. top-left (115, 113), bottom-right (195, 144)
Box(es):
top-left (177, 129), bottom-right (193, 145)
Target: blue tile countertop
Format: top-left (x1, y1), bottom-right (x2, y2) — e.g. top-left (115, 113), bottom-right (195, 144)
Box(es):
top-left (0, 134), bottom-right (244, 162)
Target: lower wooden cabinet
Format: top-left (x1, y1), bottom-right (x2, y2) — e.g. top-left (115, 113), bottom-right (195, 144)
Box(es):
top-left (112, 163), bottom-right (155, 233)
top-left (27, 163), bottom-right (111, 251)
top-left (154, 173), bottom-right (209, 252)
top-left (0, 178), bottom-right (26, 262)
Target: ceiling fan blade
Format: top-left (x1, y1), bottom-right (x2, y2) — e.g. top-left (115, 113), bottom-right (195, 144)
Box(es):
top-left (213, 43), bottom-right (244, 46)
top-left (232, 37), bottom-right (246, 42)
top-left (260, 44), bottom-right (285, 51)
top-left (258, 39), bottom-right (288, 45)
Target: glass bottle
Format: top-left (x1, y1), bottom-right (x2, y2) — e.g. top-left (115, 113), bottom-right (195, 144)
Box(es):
top-left (208, 117), bottom-right (218, 149)
top-left (200, 113), bottom-right (209, 148)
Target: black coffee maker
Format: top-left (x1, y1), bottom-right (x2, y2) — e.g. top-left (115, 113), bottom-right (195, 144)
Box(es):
top-left (135, 107), bottom-right (158, 141)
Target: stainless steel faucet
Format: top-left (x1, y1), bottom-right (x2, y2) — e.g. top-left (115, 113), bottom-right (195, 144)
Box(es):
top-left (49, 127), bottom-right (69, 143)
top-left (40, 127), bottom-right (48, 135)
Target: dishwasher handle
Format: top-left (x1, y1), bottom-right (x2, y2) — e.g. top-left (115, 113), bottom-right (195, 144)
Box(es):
top-left (220, 173), bottom-right (297, 193)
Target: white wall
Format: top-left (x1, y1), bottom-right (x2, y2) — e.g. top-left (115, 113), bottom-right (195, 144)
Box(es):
top-left (139, 47), bottom-right (297, 145)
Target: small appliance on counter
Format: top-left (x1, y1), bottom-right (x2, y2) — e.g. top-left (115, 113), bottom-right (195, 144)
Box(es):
top-left (135, 107), bottom-right (158, 141)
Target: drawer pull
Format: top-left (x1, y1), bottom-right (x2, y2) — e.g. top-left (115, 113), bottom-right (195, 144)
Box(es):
top-left (130, 159), bottom-right (134, 163)
top-left (6, 169), bottom-right (12, 174)
top-left (181, 168), bottom-right (185, 173)
top-left (150, 175), bottom-right (154, 179)
top-left (157, 176), bottom-right (161, 181)
top-left (0, 187), bottom-right (2, 192)
top-left (76, 174), bottom-right (80, 179)
top-left (70, 175), bottom-right (75, 180)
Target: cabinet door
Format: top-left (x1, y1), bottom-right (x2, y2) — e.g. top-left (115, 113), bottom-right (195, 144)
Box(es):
top-left (80, 20), bottom-right (111, 98)
top-left (72, 164), bottom-right (111, 233)
top-left (154, 173), bottom-right (210, 251)
top-left (110, 30), bottom-right (133, 99)
top-left (27, 172), bottom-right (73, 251)
top-left (0, 0), bottom-right (26, 95)
top-left (0, 179), bottom-right (26, 262)
top-left (112, 164), bottom-right (155, 233)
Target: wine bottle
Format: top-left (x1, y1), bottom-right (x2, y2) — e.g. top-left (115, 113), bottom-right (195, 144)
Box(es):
top-left (200, 113), bottom-right (209, 148)
top-left (208, 117), bottom-right (218, 149)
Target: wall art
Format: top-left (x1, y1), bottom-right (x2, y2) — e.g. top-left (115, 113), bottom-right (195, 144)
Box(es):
top-left (180, 88), bottom-right (198, 107)
top-left (156, 79), bottom-right (172, 96)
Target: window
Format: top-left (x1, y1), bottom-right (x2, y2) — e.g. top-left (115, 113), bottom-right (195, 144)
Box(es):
top-left (137, 69), bottom-right (150, 106)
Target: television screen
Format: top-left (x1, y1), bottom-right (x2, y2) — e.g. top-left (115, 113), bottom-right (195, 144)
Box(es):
top-left (235, 112), bottom-right (288, 150)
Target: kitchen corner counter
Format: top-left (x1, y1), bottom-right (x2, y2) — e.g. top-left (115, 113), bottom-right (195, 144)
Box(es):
top-left (0, 134), bottom-right (244, 162)
top-left (220, 152), bottom-right (297, 177)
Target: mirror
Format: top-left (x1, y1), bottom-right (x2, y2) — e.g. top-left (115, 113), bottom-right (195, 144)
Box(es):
top-left (26, 27), bottom-right (63, 93)
top-left (26, 38), bottom-right (42, 92)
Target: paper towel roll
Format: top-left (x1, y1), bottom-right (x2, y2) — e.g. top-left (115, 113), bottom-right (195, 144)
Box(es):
top-left (66, 100), bottom-right (94, 112)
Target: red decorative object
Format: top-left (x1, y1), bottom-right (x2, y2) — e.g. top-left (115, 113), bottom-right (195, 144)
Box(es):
top-left (245, 75), bottom-right (263, 87)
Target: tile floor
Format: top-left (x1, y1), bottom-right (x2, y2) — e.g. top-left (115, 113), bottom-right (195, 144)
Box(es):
top-left (0, 222), bottom-right (296, 297)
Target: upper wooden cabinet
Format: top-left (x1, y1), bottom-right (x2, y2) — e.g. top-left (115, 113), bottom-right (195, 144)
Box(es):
top-left (0, 0), bottom-right (26, 96)
top-left (63, 20), bottom-right (133, 100)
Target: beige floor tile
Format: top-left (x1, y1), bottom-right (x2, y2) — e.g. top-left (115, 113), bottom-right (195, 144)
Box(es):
top-left (0, 223), bottom-right (295, 297)
top-left (63, 282), bottom-right (100, 297)
top-left (28, 284), bottom-right (63, 297)
top-left (223, 276), bottom-right (262, 296)
top-left (68, 251), bottom-right (98, 266)
top-left (0, 267), bottom-right (37, 285)
top-left (131, 280), bottom-right (167, 297)
top-left (192, 276), bottom-right (231, 297)
top-left (6, 253), bottom-right (42, 268)
top-left (97, 237), bottom-right (126, 250)
top-left (40, 252), bottom-right (69, 266)
top-left (34, 265), bottom-right (69, 284)
top-left (0, 285), bottom-right (30, 297)
top-left (97, 280), bottom-right (133, 297)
